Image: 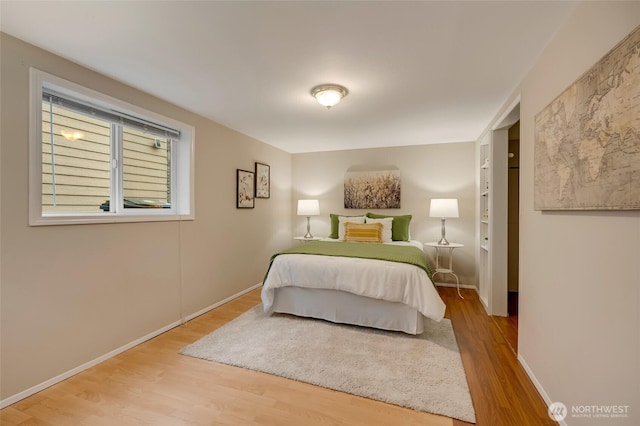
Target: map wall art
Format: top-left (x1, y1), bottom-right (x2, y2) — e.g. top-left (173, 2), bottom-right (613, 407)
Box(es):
top-left (534, 25), bottom-right (640, 210)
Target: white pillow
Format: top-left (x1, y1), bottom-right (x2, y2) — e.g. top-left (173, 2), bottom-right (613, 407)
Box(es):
top-left (338, 216), bottom-right (366, 240)
top-left (365, 217), bottom-right (393, 243)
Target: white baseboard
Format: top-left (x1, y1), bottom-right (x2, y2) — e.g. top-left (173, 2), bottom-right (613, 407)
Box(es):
top-left (518, 354), bottom-right (567, 426)
top-left (183, 282), bottom-right (262, 323)
top-left (434, 282), bottom-right (477, 290)
top-left (0, 282), bottom-right (263, 409)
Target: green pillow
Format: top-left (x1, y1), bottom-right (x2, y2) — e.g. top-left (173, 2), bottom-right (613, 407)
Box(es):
top-left (365, 213), bottom-right (412, 241)
top-left (329, 213), bottom-right (365, 239)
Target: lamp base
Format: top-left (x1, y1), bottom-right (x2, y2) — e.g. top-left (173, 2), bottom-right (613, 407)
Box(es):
top-left (437, 237), bottom-right (450, 245)
top-left (438, 218), bottom-right (450, 245)
top-left (304, 216), bottom-right (313, 239)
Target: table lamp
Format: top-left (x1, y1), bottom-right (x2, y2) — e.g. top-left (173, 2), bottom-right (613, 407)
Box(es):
top-left (297, 200), bottom-right (320, 238)
top-left (429, 198), bottom-right (459, 245)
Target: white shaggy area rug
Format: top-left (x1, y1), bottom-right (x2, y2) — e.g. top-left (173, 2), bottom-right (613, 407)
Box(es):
top-left (181, 305), bottom-right (476, 423)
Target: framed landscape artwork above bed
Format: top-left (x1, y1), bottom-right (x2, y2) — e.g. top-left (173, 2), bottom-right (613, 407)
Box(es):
top-left (344, 165), bottom-right (401, 209)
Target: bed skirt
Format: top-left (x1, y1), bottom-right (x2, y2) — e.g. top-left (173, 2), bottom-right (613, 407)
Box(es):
top-left (268, 286), bottom-right (425, 335)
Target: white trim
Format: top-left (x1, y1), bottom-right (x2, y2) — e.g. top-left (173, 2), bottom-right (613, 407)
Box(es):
top-left (473, 285), bottom-right (490, 316)
top-left (518, 354), bottom-right (567, 426)
top-left (30, 213), bottom-right (195, 226)
top-left (183, 282), bottom-right (262, 322)
top-left (434, 282), bottom-right (477, 290)
top-left (492, 94), bottom-right (521, 130)
top-left (0, 282), bottom-right (262, 409)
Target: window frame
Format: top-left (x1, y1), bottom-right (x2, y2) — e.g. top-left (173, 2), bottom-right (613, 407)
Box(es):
top-left (29, 68), bottom-right (195, 226)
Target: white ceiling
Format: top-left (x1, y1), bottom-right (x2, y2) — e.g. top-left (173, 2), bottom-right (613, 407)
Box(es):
top-left (1, 1), bottom-right (576, 153)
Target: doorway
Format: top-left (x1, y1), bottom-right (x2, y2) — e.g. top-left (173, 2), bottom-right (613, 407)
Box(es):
top-left (507, 121), bottom-right (520, 316)
top-left (489, 102), bottom-right (520, 353)
top-left (485, 98), bottom-right (519, 318)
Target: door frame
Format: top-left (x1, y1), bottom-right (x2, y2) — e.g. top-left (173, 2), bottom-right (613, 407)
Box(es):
top-left (487, 96), bottom-right (520, 316)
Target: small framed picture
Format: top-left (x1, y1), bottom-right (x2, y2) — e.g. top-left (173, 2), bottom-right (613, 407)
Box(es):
top-left (255, 162), bottom-right (270, 199)
top-left (236, 169), bottom-right (255, 208)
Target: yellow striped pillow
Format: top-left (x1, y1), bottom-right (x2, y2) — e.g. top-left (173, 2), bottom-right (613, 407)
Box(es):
top-left (344, 222), bottom-right (383, 243)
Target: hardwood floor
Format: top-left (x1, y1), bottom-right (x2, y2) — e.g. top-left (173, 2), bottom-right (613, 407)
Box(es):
top-left (490, 291), bottom-right (519, 354)
top-left (1, 287), bottom-right (555, 426)
top-left (440, 288), bottom-right (554, 426)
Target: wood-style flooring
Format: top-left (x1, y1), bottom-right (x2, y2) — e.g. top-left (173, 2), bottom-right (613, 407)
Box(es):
top-left (1, 287), bottom-right (555, 426)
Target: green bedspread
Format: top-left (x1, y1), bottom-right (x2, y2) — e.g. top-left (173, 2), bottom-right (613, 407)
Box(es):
top-left (266, 241), bottom-right (432, 279)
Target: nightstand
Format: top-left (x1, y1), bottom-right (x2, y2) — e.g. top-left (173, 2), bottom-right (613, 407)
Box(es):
top-left (424, 242), bottom-right (465, 299)
top-left (294, 237), bottom-right (323, 243)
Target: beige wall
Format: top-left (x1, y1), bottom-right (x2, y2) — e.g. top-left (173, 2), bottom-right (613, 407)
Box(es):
top-left (4, 2), bottom-right (639, 416)
top-left (486, 3), bottom-right (639, 424)
top-left (292, 143), bottom-right (477, 286)
top-left (0, 33), bottom-right (292, 400)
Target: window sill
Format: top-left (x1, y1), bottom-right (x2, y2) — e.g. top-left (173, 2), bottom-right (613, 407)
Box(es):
top-left (30, 212), bottom-right (194, 226)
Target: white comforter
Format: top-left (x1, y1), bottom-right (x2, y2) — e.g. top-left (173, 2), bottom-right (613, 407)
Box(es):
top-left (261, 240), bottom-right (446, 322)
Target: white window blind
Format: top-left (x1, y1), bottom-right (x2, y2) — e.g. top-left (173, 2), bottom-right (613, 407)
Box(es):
top-left (42, 89), bottom-right (181, 140)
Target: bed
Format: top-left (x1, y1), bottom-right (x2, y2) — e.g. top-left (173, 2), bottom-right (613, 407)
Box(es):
top-left (261, 214), bottom-right (446, 335)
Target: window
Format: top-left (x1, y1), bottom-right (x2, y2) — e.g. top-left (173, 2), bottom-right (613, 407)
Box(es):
top-left (30, 69), bottom-right (194, 225)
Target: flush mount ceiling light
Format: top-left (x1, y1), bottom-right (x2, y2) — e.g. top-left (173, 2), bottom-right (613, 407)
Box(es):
top-left (311, 84), bottom-right (348, 109)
